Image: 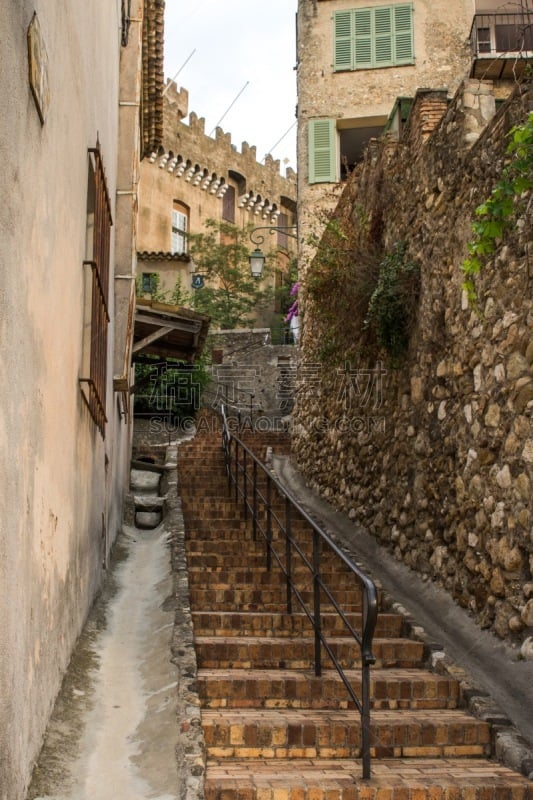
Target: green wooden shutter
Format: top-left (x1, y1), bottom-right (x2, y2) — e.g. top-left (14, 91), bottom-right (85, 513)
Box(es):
top-left (308, 119), bottom-right (336, 184)
top-left (393, 5), bottom-right (414, 64)
top-left (353, 9), bottom-right (372, 68)
top-left (334, 11), bottom-right (353, 71)
top-left (374, 7), bottom-right (393, 66)
top-left (335, 4), bottom-right (414, 72)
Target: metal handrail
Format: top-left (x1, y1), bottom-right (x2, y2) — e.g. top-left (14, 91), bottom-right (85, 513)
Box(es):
top-left (202, 383), bottom-right (255, 431)
top-left (220, 404), bottom-right (378, 779)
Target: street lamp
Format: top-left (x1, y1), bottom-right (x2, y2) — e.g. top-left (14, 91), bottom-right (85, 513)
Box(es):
top-left (249, 247), bottom-right (266, 278)
top-left (248, 225), bottom-right (298, 278)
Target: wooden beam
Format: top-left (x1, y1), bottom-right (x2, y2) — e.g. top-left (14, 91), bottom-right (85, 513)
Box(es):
top-left (132, 325), bottom-right (173, 354)
top-left (135, 312), bottom-right (202, 334)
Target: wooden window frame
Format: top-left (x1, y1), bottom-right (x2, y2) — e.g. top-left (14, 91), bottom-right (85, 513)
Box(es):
top-left (171, 202), bottom-right (188, 254)
top-left (80, 143), bottom-right (112, 437)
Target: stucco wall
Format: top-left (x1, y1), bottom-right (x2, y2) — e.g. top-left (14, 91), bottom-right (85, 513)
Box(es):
top-left (0, 3), bottom-right (132, 798)
top-left (136, 86), bottom-right (297, 302)
top-left (292, 79), bottom-right (533, 647)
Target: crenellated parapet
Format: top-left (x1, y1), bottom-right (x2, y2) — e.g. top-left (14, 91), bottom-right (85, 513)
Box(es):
top-left (150, 88), bottom-right (297, 206)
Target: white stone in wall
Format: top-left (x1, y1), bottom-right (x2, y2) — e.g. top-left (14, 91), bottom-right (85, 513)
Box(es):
top-left (473, 364), bottom-right (483, 391)
top-left (485, 403), bottom-right (500, 428)
top-left (494, 363), bottom-right (506, 382)
top-left (520, 637), bottom-right (533, 661)
top-left (495, 465), bottom-right (512, 490)
top-left (522, 439), bottom-right (533, 464)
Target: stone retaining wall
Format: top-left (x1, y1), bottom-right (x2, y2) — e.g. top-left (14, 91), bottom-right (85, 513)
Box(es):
top-left (293, 80), bottom-right (533, 646)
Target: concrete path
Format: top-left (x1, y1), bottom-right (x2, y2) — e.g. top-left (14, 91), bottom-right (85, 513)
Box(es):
top-left (27, 520), bottom-right (180, 800)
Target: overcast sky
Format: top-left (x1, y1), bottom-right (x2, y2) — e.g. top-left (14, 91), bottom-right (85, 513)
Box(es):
top-left (164, 0), bottom-right (298, 174)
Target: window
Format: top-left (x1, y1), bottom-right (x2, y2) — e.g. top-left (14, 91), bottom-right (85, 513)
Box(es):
top-left (80, 142), bottom-right (112, 437)
top-left (308, 119), bottom-right (337, 184)
top-left (141, 272), bottom-right (153, 293)
top-left (334, 4), bottom-right (414, 71)
top-left (171, 202), bottom-right (188, 254)
top-left (473, 14), bottom-right (533, 57)
top-left (277, 213), bottom-right (290, 249)
top-left (309, 118), bottom-right (388, 183)
top-left (222, 185), bottom-right (236, 223)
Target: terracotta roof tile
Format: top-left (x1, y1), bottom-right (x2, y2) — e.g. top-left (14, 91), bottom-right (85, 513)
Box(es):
top-left (142, 0), bottom-right (165, 157)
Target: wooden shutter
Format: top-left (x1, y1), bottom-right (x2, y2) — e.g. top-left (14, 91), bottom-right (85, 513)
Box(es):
top-left (393, 5), bottom-right (414, 64)
top-left (353, 9), bottom-right (372, 68)
top-left (222, 185), bottom-right (235, 222)
top-left (336, 4), bottom-right (413, 72)
top-left (374, 7), bottom-right (393, 66)
top-left (334, 11), bottom-right (353, 70)
top-left (308, 119), bottom-right (336, 184)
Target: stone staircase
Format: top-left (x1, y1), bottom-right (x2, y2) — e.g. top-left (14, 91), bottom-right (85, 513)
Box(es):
top-left (177, 424), bottom-right (532, 800)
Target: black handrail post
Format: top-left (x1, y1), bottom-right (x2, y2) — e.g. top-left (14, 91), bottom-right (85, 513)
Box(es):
top-left (252, 459), bottom-right (258, 541)
top-left (361, 658), bottom-right (372, 780)
top-left (234, 440), bottom-right (239, 504)
top-left (266, 475), bottom-right (272, 571)
top-left (313, 527), bottom-right (322, 677)
top-left (243, 448), bottom-right (248, 523)
top-left (285, 496), bottom-right (292, 615)
top-left (225, 433), bottom-right (231, 496)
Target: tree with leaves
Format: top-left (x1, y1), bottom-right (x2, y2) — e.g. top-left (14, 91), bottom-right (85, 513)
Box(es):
top-left (187, 219), bottom-right (274, 329)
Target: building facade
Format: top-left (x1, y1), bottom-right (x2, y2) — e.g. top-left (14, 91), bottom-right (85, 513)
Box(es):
top-left (295, 0), bottom-right (532, 264)
top-left (0, 2), bottom-right (163, 797)
top-left (136, 82), bottom-right (298, 331)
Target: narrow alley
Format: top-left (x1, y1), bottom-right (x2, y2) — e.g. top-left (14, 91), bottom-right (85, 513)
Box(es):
top-left (27, 447), bottom-right (183, 800)
top-left (26, 419), bottom-right (533, 800)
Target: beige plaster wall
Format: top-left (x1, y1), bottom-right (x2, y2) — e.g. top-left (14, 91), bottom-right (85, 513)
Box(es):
top-left (0, 3), bottom-right (131, 798)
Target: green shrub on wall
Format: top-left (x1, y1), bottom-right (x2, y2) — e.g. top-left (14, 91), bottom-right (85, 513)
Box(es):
top-left (306, 222), bottom-right (419, 366)
top-left (365, 243), bottom-right (420, 364)
top-left (461, 112), bottom-right (533, 305)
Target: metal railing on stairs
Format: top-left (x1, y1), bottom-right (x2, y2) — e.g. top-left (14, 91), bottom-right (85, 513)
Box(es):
top-left (220, 405), bottom-right (379, 779)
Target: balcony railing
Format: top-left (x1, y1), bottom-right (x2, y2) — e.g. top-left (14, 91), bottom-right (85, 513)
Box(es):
top-left (470, 12), bottom-right (533, 79)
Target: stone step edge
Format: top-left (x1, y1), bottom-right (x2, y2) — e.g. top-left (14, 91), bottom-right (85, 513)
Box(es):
top-left (204, 756), bottom-right (533, 788)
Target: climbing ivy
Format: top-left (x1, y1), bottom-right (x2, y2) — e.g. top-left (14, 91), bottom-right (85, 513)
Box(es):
top-left (461, 112), bottom-right (533, 305)
top-left (365, 242), bottom-right (420, 364)
top-left (305, 217), bottom-right (381, 365)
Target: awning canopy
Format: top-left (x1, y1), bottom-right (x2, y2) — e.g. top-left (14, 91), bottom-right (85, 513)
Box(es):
top-left (132, 300), bottom-right (210, 364)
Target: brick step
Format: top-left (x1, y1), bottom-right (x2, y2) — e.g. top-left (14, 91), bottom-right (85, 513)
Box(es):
top-left (187, 568), bottom-right (367, 592)
top-left (185, 552), bottom-right (341, 569)
top-left (181, 501), bottom-right (248, 515)
top-left (186, 552), bottom-right (284, 569)
top-left (194, 636), bottom-right (424, 669)
top-left (188, 588), bottom-right (368, 612)
top-left (178, 453), bottom-right (223, 461)
top-left (184, 522), bottom-right (317, 539)
top-left (191, 612), bottom-right (403, 638)
top-left (204, 758), bottom-right (533, 800)
top-left (197, 667), bottom-right (460, 710)
top-left (185, 528), bottom-right (256, 542)
top-left (202, 708), bottom-right (491, 760)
